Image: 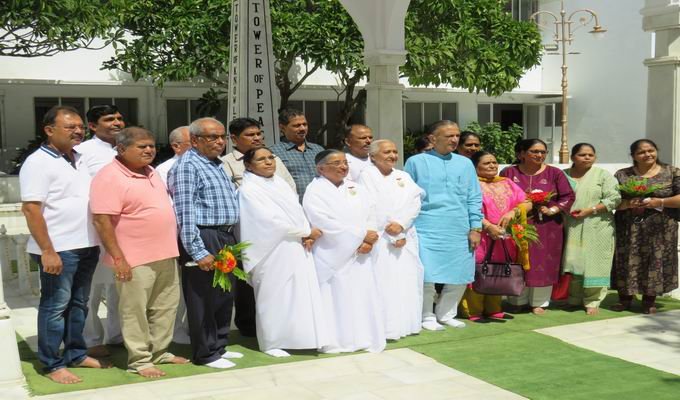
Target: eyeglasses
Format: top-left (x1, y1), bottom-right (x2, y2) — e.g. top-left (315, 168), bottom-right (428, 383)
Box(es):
top-left (326, 160), bottom-right (349, 167)
top-left (197, 134), bottom-right (227, 143)
top-left (527, 150), bottom-right (548, 155)
top-left (52, 124), bottom-right (85, 132)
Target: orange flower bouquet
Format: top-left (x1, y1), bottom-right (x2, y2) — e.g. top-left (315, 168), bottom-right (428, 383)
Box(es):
top-left (212, 242), bottom-right (250, 292)
top-left (505, 209), bottom-right (539, 271)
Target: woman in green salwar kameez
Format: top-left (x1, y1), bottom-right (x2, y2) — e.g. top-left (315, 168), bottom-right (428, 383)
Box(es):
top-left (563, 143), bottom-right (621, 315)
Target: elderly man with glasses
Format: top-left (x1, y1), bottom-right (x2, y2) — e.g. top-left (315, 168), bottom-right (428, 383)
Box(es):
top-left (156, 126), bottom-right (191, 186)
top-left (168, 117), bottom-right (244, 369)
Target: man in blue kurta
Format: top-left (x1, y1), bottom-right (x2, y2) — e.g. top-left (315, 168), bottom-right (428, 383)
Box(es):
top-left (404, 121), bottom-right (483, 331)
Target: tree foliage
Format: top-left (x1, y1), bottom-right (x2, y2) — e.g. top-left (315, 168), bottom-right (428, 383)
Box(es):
top-left (0, 0), bottom-right (123, 57)
top-left (465, 121), bottom-right (523, 164)
top-left (404, 0), bottom-right (542, 96)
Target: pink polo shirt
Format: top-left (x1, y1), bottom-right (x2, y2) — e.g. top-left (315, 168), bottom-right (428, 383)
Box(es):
top-left (90, 158), bottom-right (179, 268)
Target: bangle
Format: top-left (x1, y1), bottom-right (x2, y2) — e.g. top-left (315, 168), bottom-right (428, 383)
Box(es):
top-left (470, 227), bottom-right (483, 233)
top-left (661, 198), bottom-right (665, 209)
top-left (591, 206), bottom-right (598, 215)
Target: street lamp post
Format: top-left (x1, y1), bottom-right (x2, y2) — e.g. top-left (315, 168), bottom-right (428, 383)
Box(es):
top-left (530, 0), bottom-right (606, 163)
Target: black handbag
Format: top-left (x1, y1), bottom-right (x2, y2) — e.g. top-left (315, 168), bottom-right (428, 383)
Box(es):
top-left (472, 239), bottom-right (525, 296)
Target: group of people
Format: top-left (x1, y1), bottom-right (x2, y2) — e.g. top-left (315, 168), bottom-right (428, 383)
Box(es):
top-left (20, 102), bottom-right (680, 385)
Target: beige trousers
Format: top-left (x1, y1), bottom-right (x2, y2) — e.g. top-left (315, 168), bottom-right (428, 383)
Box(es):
top-left (116, 258), bottom-right (180, 372)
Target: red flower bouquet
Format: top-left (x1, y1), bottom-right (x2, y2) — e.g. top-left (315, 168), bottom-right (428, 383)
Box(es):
top-left (617, 178), bottom-right (663, 198)
top-left (526, 190), bottom-right (554, 204)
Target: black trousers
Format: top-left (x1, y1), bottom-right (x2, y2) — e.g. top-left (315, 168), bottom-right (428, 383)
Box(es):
top-left (179, 228), bottom-right (235, 365)
top-left (233, 274), bottom-right (257, 336)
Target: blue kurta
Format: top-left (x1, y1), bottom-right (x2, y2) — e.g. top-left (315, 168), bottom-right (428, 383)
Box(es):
top-left (404, 151), bottom-right (483, 284)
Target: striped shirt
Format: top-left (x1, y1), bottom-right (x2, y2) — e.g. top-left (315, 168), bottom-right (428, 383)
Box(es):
top-left (168, 148), bottom-right (239, 261)
top-left (270, 137), bottom-right (324, 201)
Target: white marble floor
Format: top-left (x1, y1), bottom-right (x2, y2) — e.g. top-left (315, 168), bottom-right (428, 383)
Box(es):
top-left (537, 309), bottom-right (680, 376)
top-left (2, 278), bottom-right (526, 400)
top-left (2, 349), bottom-right (526, 400)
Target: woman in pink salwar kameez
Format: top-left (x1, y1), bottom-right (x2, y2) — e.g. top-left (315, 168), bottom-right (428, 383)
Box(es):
top-left (464, 151), bottom-right (531, 321)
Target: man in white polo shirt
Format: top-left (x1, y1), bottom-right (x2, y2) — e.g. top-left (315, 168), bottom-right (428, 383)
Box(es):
top-left (75, 104), bottom-right (125, 357)
top-left (20, 105), bottom-right (110, 384)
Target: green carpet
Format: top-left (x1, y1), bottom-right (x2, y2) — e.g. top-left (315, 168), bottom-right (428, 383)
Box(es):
top-left (19, 294), bottom-right (680, 397)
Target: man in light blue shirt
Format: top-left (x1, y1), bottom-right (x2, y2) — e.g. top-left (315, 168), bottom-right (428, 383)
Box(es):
top-left (405, 120), bottom-right (483, 331)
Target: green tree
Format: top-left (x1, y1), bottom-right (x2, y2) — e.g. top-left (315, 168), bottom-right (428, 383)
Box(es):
top-left (465, 121), bottom-right (523, 164)
top-left (0, 0), bottom-right (123, 57)
top-left (404, 0), bottom-right (542, 96)
top-left (103, 0), bottom-right (540, 144)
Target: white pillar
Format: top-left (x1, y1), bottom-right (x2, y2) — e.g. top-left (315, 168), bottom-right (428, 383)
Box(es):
top-left (11, 235), bottom-right (32, 296)
top-left (339, 0), bottom-right (411, 166)
top-left (0, 238), bottom-right (25, 386)
top-left (0, 226), bottom-right (12, 280)
top-left (642, 0), bottom-right (680, 166)
top-left (365, 52), bottom-right (407, 166)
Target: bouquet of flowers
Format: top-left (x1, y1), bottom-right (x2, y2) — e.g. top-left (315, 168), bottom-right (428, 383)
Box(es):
top-left (504, 208), bottom-right (538, 271)
top-left (526, 189), bottom-right (554, 204)
top-left (526, 189), bottom-right (554, 221)
top-left (212, 242), bottom-right (250, 292)
top-left (505, 214), bottom-right (539, 248)
top-left (617, 178), bottom-right (663, 198)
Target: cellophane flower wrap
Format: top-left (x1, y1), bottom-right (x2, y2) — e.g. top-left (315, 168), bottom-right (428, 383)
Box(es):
top-left (212, 242), bottom-right (250, 292)
top-left (617, 177), bottom-right (663, 198)
top-left (505, 207), bottom-right (538, 271)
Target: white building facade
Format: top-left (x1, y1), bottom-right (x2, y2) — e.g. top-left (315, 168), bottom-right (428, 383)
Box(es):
top-left (0, 0), bottom-right (652, 172)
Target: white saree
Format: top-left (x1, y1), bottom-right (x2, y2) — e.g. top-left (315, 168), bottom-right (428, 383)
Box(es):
top-left (303, 177), bottom-right (386, 353)
top-left (358, 166), bottom-right (425, 339)
top-left (239, 172), bottom-right (330, 352)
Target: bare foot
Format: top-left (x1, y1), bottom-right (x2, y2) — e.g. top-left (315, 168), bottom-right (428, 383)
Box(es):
top-left (46, 368), bottom-right (82, 384)
top-left (73, 356), bottom-right (112, 369)
top-left (167, 356), bottom-right (190, 365)
top-left (138, 366), bottom-right (166, 378)
top-left (586, 307), bottom-right (599, 315)
top-left (532, 307), bottom-right (546, 315)
top-left (87, 345), bottom-right (110, 358)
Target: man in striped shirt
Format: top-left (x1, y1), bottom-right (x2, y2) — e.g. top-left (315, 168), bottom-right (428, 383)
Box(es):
top-left (168, 117), bottom-right (243, 369)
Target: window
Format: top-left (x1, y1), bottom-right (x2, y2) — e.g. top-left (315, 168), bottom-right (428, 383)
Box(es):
top-left (505, 0), bottom-right (538, 21)
top-left (544, 103), bottom-right (563, 127)
top-left (403, 102), bottom-right (458, 134)
top-left (33, 97), bottom-right (139, 139)
top-left (477, 103), bottom-right (523, 131)
top-left (165, 99), bottom-right (228, 138)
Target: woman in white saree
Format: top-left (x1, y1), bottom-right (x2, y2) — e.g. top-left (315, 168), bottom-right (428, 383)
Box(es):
top-left (303, 149), bottom-right (386, 353)
top-left (239, 147), bottom-right (330, 357)
top-left (358, 140), bottom-right (425, 340)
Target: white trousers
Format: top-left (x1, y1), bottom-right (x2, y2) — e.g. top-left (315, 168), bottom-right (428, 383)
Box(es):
top-left (422, 283), bottom-right (466, 322)
top-left (506, 286), bottom-right (552, 308)
top-left (84, 282), bottom-right (123, 346)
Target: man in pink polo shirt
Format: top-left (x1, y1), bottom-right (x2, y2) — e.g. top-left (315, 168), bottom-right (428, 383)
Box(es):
top-left (90, 127), bottom-right (188, 378)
